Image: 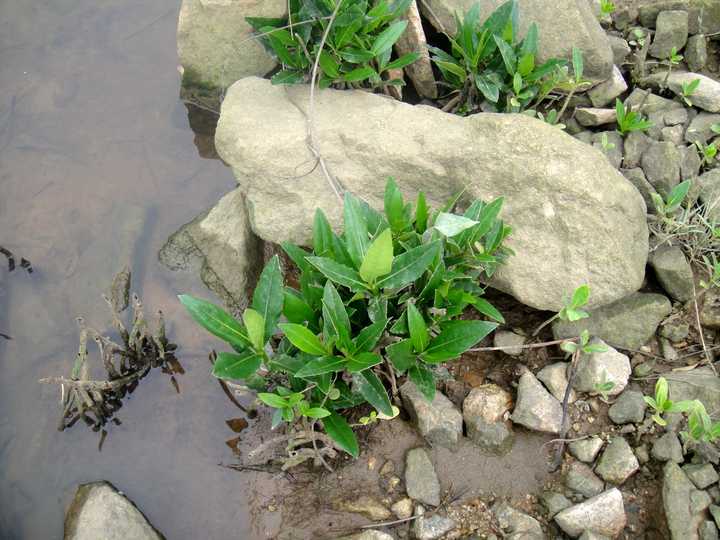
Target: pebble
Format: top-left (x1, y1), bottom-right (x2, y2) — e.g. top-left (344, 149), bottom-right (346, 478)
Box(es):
top-left (595, 436), bottom-right (640, 485)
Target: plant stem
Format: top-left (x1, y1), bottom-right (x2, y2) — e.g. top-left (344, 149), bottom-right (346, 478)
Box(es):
top-left (469, 337), bottom-right (575, 353)
top-left (550, 348), bottom-right (580, 471)
top-left (532, 313), bottom-right (559, 337)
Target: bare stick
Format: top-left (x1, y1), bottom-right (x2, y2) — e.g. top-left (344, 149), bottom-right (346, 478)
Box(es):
top-left (39, 374), bottom-right (140, 391)
top-left (550, 348), bottom-right (580, 471)
top-left (469, 337), bottom-right (574, 353)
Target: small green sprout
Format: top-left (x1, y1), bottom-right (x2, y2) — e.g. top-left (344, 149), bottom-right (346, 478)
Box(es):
top-left (561, 329), bottom-right (608, 355)
top-left (651, 180), bottom-right (691, 218)
top-left (695, 140), bottom-right (718, 165)
top-left (600, 0), bottom-right (616, 16)
top-left (680, 78), bottom-right (701, 106)
top-left (682, 400), bottom-right (720, 443)
top-left (668, 46), bottom-right (684, 65)
top-left (699, 256), bottom-right (720, 290)
top-left (643, 377), bottom-right (693, 426)
top-left (615, 98), bottom-right (653, 136)
top-left (600, 132), bottom-right (616, 151)
top-left (594, 372), bottom-right (616, 401)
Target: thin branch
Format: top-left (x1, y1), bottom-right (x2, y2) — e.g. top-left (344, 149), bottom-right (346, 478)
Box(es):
top-left (550, 348), bottom-right (581, 471)
top-left (469, 337), bottom-right (574, 353)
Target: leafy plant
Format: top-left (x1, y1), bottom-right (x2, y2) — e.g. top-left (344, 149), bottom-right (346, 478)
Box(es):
top-left (682, 400), bottom-right (720, 443)
top-left (651, 179), bottom-right (692, 218)
top-left (180, 178), bottom-right (511, 458)
top-left (615, 98), bottom-right (654, 136)
top-left (560, 329), bottom-right (608, 355)
top-left (680, 78), bottom-right (701, 107)
top-left (429, 0), bottom-right (566, 114)
top-left (532, 284), bottom-right (590, 336)
top-left (594, 376), bottom-right (616, 401)
top-left (644, 377), bottom-right (693, 426)
top-left (600, 132), bottom-right (615, 152)
top-left (695, 140), bottom-right (718, 166)
top-left (600, 0), bottom-right (616, 16)
top-left (247, 0), bottom-right (418, 89)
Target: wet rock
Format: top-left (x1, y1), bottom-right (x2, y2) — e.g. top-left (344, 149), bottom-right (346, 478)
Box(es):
top-left (650, 245), bottom-right (695, 303)
top-left (668, 368), bottom-right (720, 415)
top-left (554, 488), bottom-right (626, 538)
top-left (493, 330), bottom-right (526, 356)
top-left (216, 77), bottom-right (649, 312)
top-left (592, 131), bottom-right (623, 169)
top-left (643, 72), bottom-right (720, 113)
top-left (335, 496), bottom-right (391, 521)
top-left (405, 448), bottom-right (441, 507)
top-left (686, 113), bottom-right (720, 145)
top-left (493, 502), bottom-right (545, 539)
top-left (699, 170), bottom-right (720, 223)
top-left (159, 188), bottom-right (263, 312)
top-left (576, 108), bottom-right (617, 127)
top-left (686, 35), bottom-right (708, 72)
top-left (622, 168), bottom-right (658, 212)
top-left (664, 461), bottom-right (712, 540)
top-left (572, 340), bottom-right (631, 396)
top-left (623, 131), bottom-right (652, 169)
top-left (569, 436), bottom-right (604, 463)
top-left (537, 362), bottom-right (576, 403)
top-left (336, 531), bottom-right (394, 540)
top-left (400, 382), bottom-right (462, 449)
top-left (395, 0), bottom-right (437, 99)
top-left (553, 292), bottom-right (673, 350)
top-left (541, 491), bottom-right (573, 518)
top-left (463, 385), bottom-right (514, 454)
top-left (649, 10), bottom-right (689, 59)
top-left (588, 66), bottom-right (628, 108)
top-left (653, 432), bottom-right (685, 463)
top-left (608, 35), bottom-right (631, 66)
top-left (413, 506), bottom-right (456, 540)
top-left (608, 390), bottom-right (647, 424)
top-left (641, 141), bottom-right (682, 197)
top-left (684, 464), bottom-right (720, 489)
top-left (701, 288), bottom-right (720, 329)
top-left (566, 461), bottom-right (605, 498)
top-left (391, 498), bottom-right (414, 520)
top-left (64, 481), bottom-right (164, 540)
top-left (595, 436), bottom-right (639, 485)
top-left (511, 371), bottom-right (563, 434)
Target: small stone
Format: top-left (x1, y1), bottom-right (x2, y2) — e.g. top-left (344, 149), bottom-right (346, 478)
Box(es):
top-left (623, 131), bottom-right (652, 169)
top-left (660, 320), bottom-right (690, 342)
top-left (686, 113), bottom-right (720, 145)
top-left (463, 384), bottom-right (514, 454)
top-left (554, 488), bottom-right (627, 538)
top-left (661, 338), bottom-right (680, 362)
top-left (592, 131), bottom-right (624, 169)
top-left (652, 432), bottom-right (685, 463)
top-left (649, 245), bottom-right (695, 302)
top-left (391, 498), bottom-right (414, 520)
top-left (595, 436), bottom-right (640, 485)
top-left (608, 35), bottom-right (631, 66)
top-left (569, 436), bottom-right (605, 463)
top-left (493, 502), bottom-right (544, 539)
top-left (662, 126), bottom-right (685, 145)
top-left (641, 141), bottom-right (682, 197)
top-left (537, 362), bottom-right (576, 403)
top-left (635, 443), bottom-right (650, 464)
top-left (664, 462), bottom-right (712, 540)
top-left (681, 145), bottom-right (703, 181)
top-left (649, 10), bottom-right (689, 59)
top-left (511, 371), bottom-right (563, 434)
top-left (541, 491), bottom-right (573, 518)
top-left (493, 330), bottom-right (526, 356)
top-left (379, 460), bottom-right (395, 477)
top-left (684, 464), bottom-right (720, 489)
top-left (572, 339), bottom-right (631, 396)
top-left (622, 168), bottom-right (658, 212)
top-left (701, 520), bottom-right (719, 540)
top-left (576, 108), bottom-right (617, 127)
top-left (413, 506), bottom-right (456, 540)
top-left (608, 390), bottom-right (647, 424)
top-left (668, 367), bottom-right (720, 415)
top-left (579, 532), bottom-right (612, 540)
top-left (400, 382), bottom-right (463, 449)
top-left (335, 496), bottom-right (392, 521)
top-left (626, 88), bottom-right (685, 115)
top-left (686, 34), bottom-right (709, 72)
top-left (566, 461), bottom-right (606, 498)
top-left (665, 108), bottom-right (689, 126)
top-left (588, 66), bottom-right (628, 107)
top-left (405, 448), bottom-right (441, 507)
top-left (574, 130), bottom-right (594, 144)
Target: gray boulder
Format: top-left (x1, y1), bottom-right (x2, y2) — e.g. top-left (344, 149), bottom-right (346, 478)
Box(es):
top-left (664, 461), bottom-right (712, 540)
top-left (572, 339), bottom-right (631, 396)
top-left (595, 436), bottom-right (639, 485)
top-left (400, 382), bottom-right (463, 449)
top-left (699, 169), bottom-right (720, 222)
top-left (405, 448), bottom-right (441, 507)
top-left (686, 113), bottom-right (720, 145)
top-left (64, 481), bottom-right (164, 540)
top-left (216, 77), bottom-right (649, 312)
top-left (608, 390), bottom-right (647, 424)
top-left (511, 371), bottom-right (563, 433)
top-left (608, 35), bottom-right (631, 66)
top-left (541, 491), bottom-right (573, 518)
top-left (701, 288), bottom-right (720, 329)
top-left (649, 245), bottom-right (695, 303)
top-left (643, 72), bottom-right (720, 113)
top-left (463, 384), bottom-right (514, 454)
top-left (493, 502), bottom-right (545, 539)
top-left (413, 506), bottom-right (456, 540)
top-left (554, 488), bottom-right (626, 538)
top-left (592, 131), bottom-right (623, 169)
top-left (623, 132), bottom-right (652, 169)
top-left (639, 1), bottom-right (720, 34)
top-left (553, 292), bottom-right (673, 350)
top-left (686, 35), bottom-right (708, 72)
top-left (684, 464), bottom-right (719, 490)
top-left (621, 171), bottom-right (659, 212)
top-left (576, 108), bottom-right (617, 127)
top-left (649, 10), bottom-right (689, 59)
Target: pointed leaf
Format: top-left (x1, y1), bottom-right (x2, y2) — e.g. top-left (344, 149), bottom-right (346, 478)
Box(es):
top-left (212, 351), bottom-right (262, 380)
top-left (407, 303), bottom-right (430, 353)
top-left (415, 191), bottom-right (428, 233)
top-left (359, 228), bottom-right (394, 283)
top-left (307, 257), bottom-right (369, 292)
top-left (347, 352), bottom-right (383, 373)
top-left (385, 178), bottom-right (407, 233)
top-left (295, 356), bottom-right (347, 378)
top-left (377, 241), bottom-right (441, 290)
top-left (434, 213), bottom-right (478, 237)
top-left (343, 192), bottom-right (370, 269)
top-left (353, 318), bottom-right (388, 353)
top-left (283, 288), bottom-right (316, 325)
top-left (386, 338), bottom-right (415, 372)
top-left (323, 413), bottom-right (359, 458)
top-left (242, 309), bottom-right (265, 351)
top-left (470, 297), bottom-right (505, 323)
top-left (252, 255), bottom-right (284, 342)
top-left (371, 20), bottom-right (408, 56)
top-left (278, 323), bottom-right (327, 355)
top-left (353, 370), bottom-right (394, 416)
top-left (179, 295), bottom-right (251, 350)
top-left (408, 362), bottom-right (436, 401)
top-left (322, 281), bottom-right (352, 349)
top-left (422, 320), bottom-right (498, 363)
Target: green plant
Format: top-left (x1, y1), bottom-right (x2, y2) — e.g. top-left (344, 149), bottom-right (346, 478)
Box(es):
top-left (651, 179), bottom-right (692, 218)
top-left (532, 284), bottom-right (591, 336)
top-left (682, 400), bottom-right (720, 443)
top-left (429, 0), bottom-right (566, 114)
top-left (594, 375), bottom-right (616, 401)
top-left (615, 98), bottom-right (654, 136)
top-left (180, 179), bottom-right (511, 458)
top-left (600, 0), bottom-right (616, 16)
top-left (644, 377), bottom-right (693, 426)
top-left (560, 329), bottom-right (607, 355)
top-left (680, 78), bottom-right (701, 107)
top-left (247, 0), bottom-right (418, 89)
top-left (600, 132), bottom-right (616, 152)
top-left (695, 140), bottom-right (718, 166)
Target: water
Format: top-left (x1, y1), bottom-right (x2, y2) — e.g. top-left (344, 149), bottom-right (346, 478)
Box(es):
top-left (0, 1), bottom-right (270, 538)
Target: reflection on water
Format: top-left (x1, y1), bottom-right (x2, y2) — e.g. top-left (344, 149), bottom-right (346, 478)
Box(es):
top-left (0, 1), bottom-right (270, 538)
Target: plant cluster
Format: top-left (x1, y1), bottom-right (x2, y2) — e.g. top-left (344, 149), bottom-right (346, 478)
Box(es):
top-left (615, 98), bottom-right (654, 136)
top-left (181, 179), bottom-right (511, 457)
top-left (644, 377), bottom-right (693, 426)
top-left (247, 0), bottom-right (418, 89)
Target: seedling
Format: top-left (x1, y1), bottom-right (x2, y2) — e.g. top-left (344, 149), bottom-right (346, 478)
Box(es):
top-left (600, 132), bottom-right (615, 151)
top-left (661, 47), bottom-right (684, 90)
top-left (615, 98), bottom-right (653, 136)
top-left (643, 377), bottom-right (693, 426)
top-left (682, 400), bottom-right (720, 443)
top-left (560, 329), bottom-right (608, 355)
top-left (680, 78), bottom-right (701, 107)
top-left (695, 140), bottom-right (718, 165)
top-left (594, 372), bottom-right (616, 401)
top-left (533, 284), bottom-right (590, 336)
top-left (651, 179), bottom-right (691, 218)
top-left (600, 0), bottom-right (616, 16)
top-left (699, 256), bottom-right (720, 290)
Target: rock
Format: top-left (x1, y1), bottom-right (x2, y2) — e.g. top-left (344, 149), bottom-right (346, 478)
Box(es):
top-left (569, 436), bottom-right (604, 463)
top-left (335, 496), bottom-right (392, 521)
top-left (493, 330), bottom-right (526, 356)
top-left (595, 436), bottom-right (639, 485)
top-left (643, 72), bottom-right (720, 113)
top-left (636, 443), bottom-right (651, 464)
top-left (64, 481), bottom-right (164, 540)
top-left (541, 491), bottom-right (573, 518)
top-left (649, 10), bottom-right (689, 59)
top-left (511, 371), bottom-right (563, 433)
top-left (662, 125), bottom-right (685, 145)
top-left (608, 390), bottom-right (647, 424)
top-left (665, 108), bottom-right (689, 126)
top-left (588, 66), bottom-right (628, 108)
top-left (592, 131), bottom-right (623, 169)
top-left (661, 319), bottom-right (690, 342)
top-left (639, 1), bottom-right (720, 34)
top-left (405, 448), bottom-right (441, 507)
top-left (664, 461), bottom-right (712, 540)
top-left (463, 384), bottom-right (514, 454)
top-left (566, 461), bottom-right (605, 498)
top-left (668, 368), bottom-right (720, 419)
top-left (572, 340), bottom-right (631, 396)
top-left (661, 337), bottom-right (681, 362)
top-left (686, 113), bottom-right (720, 145)
top-left (419, 0), bottom-right (612, 81)
top-left (641, 141), bottom-right (682, 197)
top-left (712, 505), bottom-right (720, 528)
top-left (701, 288), bottom-right (720, 329)
top-left (653, 432), bottom-right (685, 463)
top-left (493, 502), bottom-right (545, 539)
top-left (159, 188), bottom-right (263, 312)
top-left (681, 145), bottom-right (703, 181)
top-left (622, 168), bottom-right (659, 213)
top-left (553, 292), bottom-right (673, 350)
top-left (413, 506), bottom-right (456, 540)
top-left (649, 245), bottom-right (695, 303)
top-left (336, 531), bottom-right (395, 540)
top-left (554, 488), bottom-right (626, 538)
top-left (391, 498), bottom-right (414, 520)
top-left (699, 169), bottom-right (720, 222)
top-left (623, 131), bottom-right (652, 169)
top-left (701, 521), bottom-right (719, 540)
top-left (537, 362), bottom-right (576, 403)
top-left (608, 35), bottom-right (631, 66)
top-left (177, 0), bottom-right (284, 98)
top-left (686, 35), bottom-right (708, 72)
top-left (400, 382), bottom-right (463, 449)
top-left (579, 532), bottom-right (612, 540)
top-left (576, 107), bottom-right (617, 127)
top-left (625, 88), bottom-right (685, 115)
top-left (684, 464), bottom-right (720, 489)
top-left (216, 77), bottom-right (649, 312)
top-left (396, 1), bottom-right (437, 99)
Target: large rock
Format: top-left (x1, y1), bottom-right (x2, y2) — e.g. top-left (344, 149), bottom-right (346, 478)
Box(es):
top-left (643, 72), bottom-right (720, 113)
top-left (400, 382), bottom-right (463, 449)
top-left (64, 481), bottom-right (164, 540)
top-left (216, 77), bottom-right (649, 311)
top-left (664, 461), bottom-right (712, 540)
top-left (417, 0), bottom-right (613, 81)
top-left (177, 0), bottom-right (284, 97)
top-left (159, 188), bottom-right (263, 312)
top-left (595, 436), bottom-right (639, 485)
top-left (554, 488), bottom-right (626, 538)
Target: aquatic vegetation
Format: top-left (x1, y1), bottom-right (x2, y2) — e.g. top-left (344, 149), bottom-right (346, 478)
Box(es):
top-left (0, 245), bottom-right (33, 274)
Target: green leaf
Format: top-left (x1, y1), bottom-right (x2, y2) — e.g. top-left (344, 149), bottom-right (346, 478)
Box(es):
top-left (344, 66), bottom-right (377, 82)
top-left (415, 191), bottom-right (428, 233)
top-left (494, 35), bottom-right (517, 75)
top-left (353, 318), bottom-right (388, 353)
top-left (281, 242), bottom-right (311, 272)
top-left (303, 407), bottom-right (331, 419)
top-left (318, 50), bottom-right (340, 78)
top-left (283, 288), bottom-right (316, 325)
top-left (384, 177), bottom-right (406, 233)
top-left (517, 53), bottom-right (535, 77)
top-left (242, 309), bottom-right (265, 351)
top-left (407, 303), bottom-right (430, 353)
top-left (572, 47), bottom-right (583, 83)
top-left (384, 52), bottom-right (420, 71)
top-left (258, 393), bottom-right (288, 409)
top-left (359, 228), bottom-right (394, 283)
top-left (666, 180), bottom-right (691, 212)
top-left (377, 241), bottom-right (441, 290)
top-left (371, 20), bottom-right (408, 56)
top-left (252, 255), bottom-right (284, 343)
top-left (278, 323), bottom-right (328, 355)
top-left (422, 320), bottom-right (498, 363)
top-left (354, 370), bottom-right (394, 416)
top-left (322, 281), bottom-right (352, 349)
top-left (408, 362), bottom-right (436, 401)
top-left (343, 192), bottom-right (370, 269)
top-left (271, 70), bottom-right (305, 85)
top-left (570, 285), bottom-right (590, 308)
top-left (212, 351), bottom-right (262, 380)
top-left (307, 257), bottom-right (369, 292)
top-left (179, 295), bottom-right (250, 351)
top-left (520, 22), bottom-right (538, 56)
top-left (313, 208), bottom-right (334, 256)
top-left (656, 377), bottom-right (669, 409)
top-left (434, 59), bottom-right (467, 80)
top-left (347, 352), bottom-right (383, 373)
top-left (386, 338), bottom-right (416, 372)
top-left (475, 74), bottom-right (500, 102)
top-left (295, 356), bottom-right (347, 378)
top-left (434, 213), bottom-right (478, 237)
top-left (323, 413), bottom-right (359, 458)
top-left (470, 297), bottom-right (505, 323)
